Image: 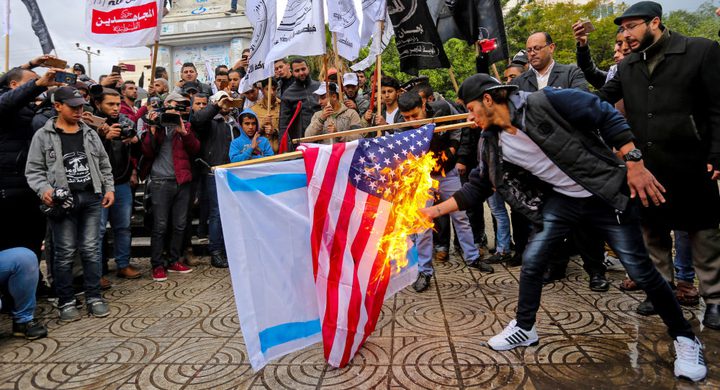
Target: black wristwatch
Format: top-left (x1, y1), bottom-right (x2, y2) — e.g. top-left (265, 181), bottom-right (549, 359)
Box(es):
top-left (623, 148), bottom-right (643, 162)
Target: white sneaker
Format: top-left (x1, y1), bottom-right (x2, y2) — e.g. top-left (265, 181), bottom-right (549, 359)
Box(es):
top-left (488, 319), bottom-right (539, 351)
top-left (674, 336), bottom-right (707, 382)
top-left (603, 251), bottom-right (624, 271)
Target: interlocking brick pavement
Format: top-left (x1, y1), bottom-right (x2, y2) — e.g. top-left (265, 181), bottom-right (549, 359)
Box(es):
top-left (1, 254), bottom-right (719, 389)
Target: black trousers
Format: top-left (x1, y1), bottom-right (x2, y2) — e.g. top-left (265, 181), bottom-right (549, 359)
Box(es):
top-left (149, 180), bottom-right (190, 268)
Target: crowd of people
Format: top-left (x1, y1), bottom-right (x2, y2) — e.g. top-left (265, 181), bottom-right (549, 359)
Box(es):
top-left (0, 0), bottom-right (718, 383)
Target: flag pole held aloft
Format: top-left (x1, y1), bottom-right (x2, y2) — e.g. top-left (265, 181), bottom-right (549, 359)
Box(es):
top-left (213, 119), bottom-right (474, 170)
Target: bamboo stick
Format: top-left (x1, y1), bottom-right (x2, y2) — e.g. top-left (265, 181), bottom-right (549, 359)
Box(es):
top-left (214, 120), bottom-right (475, 170)
top-left (448, 67), bottom-right (459, 93)
top-left (293, 113), bottom-right (468, 144)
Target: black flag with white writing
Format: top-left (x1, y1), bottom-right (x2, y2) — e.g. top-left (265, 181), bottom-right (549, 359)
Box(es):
top-left (429, 0), bottom-right (509, 64)
top-left (21, 0), bottom-right (55, 54)
top-left (387, 0), bottom-right (450, 75)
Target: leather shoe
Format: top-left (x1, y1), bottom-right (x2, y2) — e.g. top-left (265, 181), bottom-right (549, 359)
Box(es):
top-left (589, 273), bottom-right (610, 292)
top-left (100, 277), bottom-right (112, 290)
top-left (636, 298), bottom-right (657, 316)
top-left (467, 259), bottom-right (494, 273)
top-left (412, 273), bottom-right (431, 292)
top-left (703, 304), bottom-right (720, 330)
top-left (211, 251), bottom-right (229, 268)
top-left (542, 267), bottom-right (565, 284)
top-left (116, 265), bottom-right (141, 279)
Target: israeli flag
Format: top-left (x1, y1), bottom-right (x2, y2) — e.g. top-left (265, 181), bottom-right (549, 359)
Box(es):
top-left (216, 160), bottom-right (320, 370)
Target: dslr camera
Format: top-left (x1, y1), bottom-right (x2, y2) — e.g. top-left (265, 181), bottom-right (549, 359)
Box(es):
top-left (39, 187), bottom-right (74, 219)
top-left (106, 117), bottom-right (137, 140)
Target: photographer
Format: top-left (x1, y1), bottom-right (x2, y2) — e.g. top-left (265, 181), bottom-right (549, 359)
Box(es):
top-left (190, 91), bottom-right (241, 268)
top-left (139, 93), bottom-right (200, 282)
top-left (90, 88), bottom-right (141, 280)
top-left (25, 86), bottom-right (115, 322)
top-left (0, 57), bottom-right (61, 296)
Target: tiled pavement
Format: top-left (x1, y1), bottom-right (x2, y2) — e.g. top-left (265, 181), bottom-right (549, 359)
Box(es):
top-left (1, 255), bottom-right (719, 389)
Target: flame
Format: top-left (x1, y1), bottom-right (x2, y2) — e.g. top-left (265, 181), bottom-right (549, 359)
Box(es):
top-left (377, 151), bottom-right (438, 273)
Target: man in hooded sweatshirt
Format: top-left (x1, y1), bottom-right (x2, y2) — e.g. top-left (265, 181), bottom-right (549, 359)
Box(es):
top-left (229, 109), bottom-right (274, 162)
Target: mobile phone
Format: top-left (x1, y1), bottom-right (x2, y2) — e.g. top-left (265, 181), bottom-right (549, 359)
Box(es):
top-left (111, 65), bottom-right (121, 74)
top-left (225, 98), bottom-right (243, 108)
top-left (480, 38), bottom-right (498, 54)
top-left (160, 112), bottom-right (182, 127)
top-left (120, 63), bottom-right (136, 72)
top-left (42, 58), bottom-right (67, 69)
top-left (581, 20), bottom-right (596, 34)
top-left (84, 114), bottom-right (107, 128)
top-left (54, 71), bottom-right (77, 85)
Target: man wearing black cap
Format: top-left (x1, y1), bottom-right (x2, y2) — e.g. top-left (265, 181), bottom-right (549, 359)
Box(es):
top-left (424, 74), bottom-right (708, 382)
top-left (597, 1), bottom-right (720, 329)
top-left (26, 86), bottom-right (116, 322)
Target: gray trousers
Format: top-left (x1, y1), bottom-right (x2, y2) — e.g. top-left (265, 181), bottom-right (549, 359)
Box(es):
top-left (642, 224), bottom-right (720, 305)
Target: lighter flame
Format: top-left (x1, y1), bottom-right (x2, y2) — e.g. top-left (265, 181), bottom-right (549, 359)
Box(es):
top-left (377, 152), bottom-right (438, 273)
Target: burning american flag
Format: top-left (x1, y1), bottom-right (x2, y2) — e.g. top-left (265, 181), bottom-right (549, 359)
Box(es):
top-left (301, 124), bottom-right (437, 367)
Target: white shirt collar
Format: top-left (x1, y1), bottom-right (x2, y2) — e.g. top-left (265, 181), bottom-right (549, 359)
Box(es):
top-left (532, 60), bottom-right (556, 79)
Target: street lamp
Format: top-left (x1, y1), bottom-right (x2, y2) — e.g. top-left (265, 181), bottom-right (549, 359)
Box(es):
top-left (75, 43), bottom-right (101, 78)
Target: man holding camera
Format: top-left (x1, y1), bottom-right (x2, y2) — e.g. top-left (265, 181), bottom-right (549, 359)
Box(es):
top-left (25, 86), bottom-right (115, 322)
top-left (90, 88), bottom-right (141, 279)
top-left (174, 63), bottom-right (212, 96)
top-left (140, 93), bottom-right (200, 282)
top-left (190, 92), bottom-right (242, 268)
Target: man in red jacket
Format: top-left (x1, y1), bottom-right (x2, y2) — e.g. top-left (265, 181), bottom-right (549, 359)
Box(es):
top-left (140, 92), bottom-right (200, 282)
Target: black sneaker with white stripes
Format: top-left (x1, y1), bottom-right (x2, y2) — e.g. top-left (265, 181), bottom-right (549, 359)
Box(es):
top-left (488, 319), bottom-right (539, 351)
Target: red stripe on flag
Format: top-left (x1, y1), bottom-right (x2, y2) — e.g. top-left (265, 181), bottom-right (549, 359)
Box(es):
top-left (358, 211), bottom-right (397, 349)
top-left (309, 144), bottom-right (345, 281)
top-left (338, 194), bottom-right (382, 367)
top-left (321, 181), bottom-right (358, 361)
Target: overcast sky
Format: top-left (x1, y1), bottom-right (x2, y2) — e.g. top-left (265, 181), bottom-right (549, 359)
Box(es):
top-left (1, 0), bottom-right (715, 79)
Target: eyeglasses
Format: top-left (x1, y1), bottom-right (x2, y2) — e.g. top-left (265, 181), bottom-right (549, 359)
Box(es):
top-left (525, 44), bottom-right (549, 54)
top-left (619, 20), bottom-right (649, 33)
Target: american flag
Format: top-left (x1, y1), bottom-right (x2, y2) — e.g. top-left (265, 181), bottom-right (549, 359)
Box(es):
top-left (300, 124), bottom-right (436, 367)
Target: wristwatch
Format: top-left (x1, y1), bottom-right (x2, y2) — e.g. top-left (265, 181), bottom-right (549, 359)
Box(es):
top-left (623, 148), bottom-right (643, 162)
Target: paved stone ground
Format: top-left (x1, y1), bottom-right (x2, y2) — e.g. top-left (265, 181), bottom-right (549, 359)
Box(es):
top-left (1, 254), bottom-right (719, 389)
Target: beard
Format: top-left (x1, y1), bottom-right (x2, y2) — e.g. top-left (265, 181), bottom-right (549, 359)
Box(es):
top-left (633, 29), bottom-right (656, 52)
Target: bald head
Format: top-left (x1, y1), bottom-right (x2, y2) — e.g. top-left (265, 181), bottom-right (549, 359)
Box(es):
top-left (526, 32), bottom-right (556, 73)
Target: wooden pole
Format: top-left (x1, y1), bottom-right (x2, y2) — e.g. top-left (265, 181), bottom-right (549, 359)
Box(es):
top-left (448, 67), bottom-right (459, 94)
top-left (491, 64), bottom-right (502, 83)
top-left (4, 34), bottom-right (8, 72)
top-left (294, 113), bottom-right (468, 144)
top-left (375, 22), bottom-right (384, 137)
top-left (215, 121), bottom-right (473, 170)
top-left (149, 40), bottom-right (159, 84)
top-left (333, 32), bottom-right (343, 101)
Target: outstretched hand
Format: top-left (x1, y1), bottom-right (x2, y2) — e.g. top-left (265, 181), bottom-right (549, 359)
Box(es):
top-left (626, 161), bottom-right (666, 207)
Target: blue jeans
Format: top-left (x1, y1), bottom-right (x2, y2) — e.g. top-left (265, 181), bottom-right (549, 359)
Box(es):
top-left (414, 169), bottom-right (479, 276)
top-left (0, 247), bottom-right (38, 323)
top-left (487, 192), bottom-right (511, 253)
top-left (100, 183), bottom-right (133, 269)
top-left (50, 192), bottom-right (103, 305)
top-left (206, 174), bottom-right (225, 254)
top-left (673, 231), bottom-right (694, 283)
top-left (230, 0), bottom-right (238, 10)
top-left (517, 193), bottom-right (693, 340)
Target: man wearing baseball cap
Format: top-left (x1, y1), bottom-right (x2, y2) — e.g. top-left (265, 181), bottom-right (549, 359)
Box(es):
top-left (341, 73), bottom-right (369, 117)
top-left (424, 73), bottom-right (708, 382)
top-left (597, 1), bottom-right (720, 329)
top-left (305, 83), bottom-right (363, 144)
top-left (25, 86), bottom-right (116, 322)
